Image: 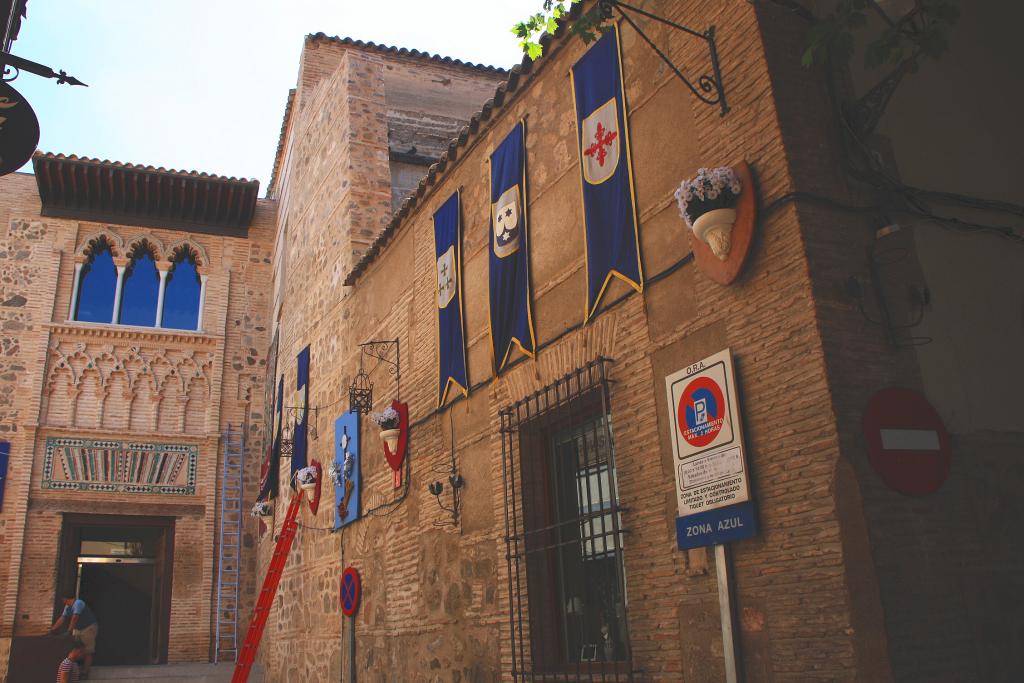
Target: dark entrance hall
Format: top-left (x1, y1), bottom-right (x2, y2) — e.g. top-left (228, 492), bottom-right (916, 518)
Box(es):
top-left (58, 514), bottom-right (174, 665)
top-left (79, 560), bottom-right (154, 664)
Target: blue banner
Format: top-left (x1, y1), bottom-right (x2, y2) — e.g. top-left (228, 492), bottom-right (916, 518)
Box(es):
top-left (570, 24), bottom-right (643, 321)
top-left (0, 441), bottom-right (9, 510)
top-left (434, 191), bottom-right (469, 406)
top-left (675, 501), bottom-right (758, 551)
top-left (258, 376), bottom-right (283, 500)
top-left (489, 121), bottom-right (536, 374)
top-left (292, 345), bottom-right (310, 480)
top-left (334, 411), bottom-right (361, 529)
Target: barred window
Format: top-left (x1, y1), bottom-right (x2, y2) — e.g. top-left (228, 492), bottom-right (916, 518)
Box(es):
top-left (501, 358), bottom-right (634, 682)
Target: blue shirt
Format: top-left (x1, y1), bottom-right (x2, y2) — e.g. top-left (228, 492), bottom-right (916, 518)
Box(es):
top-left (61, 599), bottom-right (97, 629)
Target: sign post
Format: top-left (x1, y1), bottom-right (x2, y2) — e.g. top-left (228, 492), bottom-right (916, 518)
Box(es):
top-left (340, 567), bottom-right (361, 683)
top-left (665, 349), bottom-right (756, 683)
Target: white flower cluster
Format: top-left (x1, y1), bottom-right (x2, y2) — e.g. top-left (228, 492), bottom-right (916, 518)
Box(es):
top-left (674, 166), bottom-right (742, 227)
top-left (371, 406), bottom-right (400, 429)
top-left (251, 500), bottom-right (273, 517)
top-left (296, 465), bottom-right (319, 485)
top-left (328, 461), bottom-right (344, 484)
top-left (328, 454), bottom-right (354, 486)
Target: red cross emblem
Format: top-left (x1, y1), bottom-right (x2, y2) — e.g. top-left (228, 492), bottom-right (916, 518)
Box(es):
top-left (584, 122), bottom-right (618, 167)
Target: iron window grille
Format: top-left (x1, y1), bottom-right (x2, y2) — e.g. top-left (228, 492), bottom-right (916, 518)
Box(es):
top-left (500, 357), bottom-right (635, 682)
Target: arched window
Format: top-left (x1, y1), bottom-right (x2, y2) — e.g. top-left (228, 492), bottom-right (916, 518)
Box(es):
top-left (75, 237), bottom-right (117, 323)
top-left (119, 242), bottom-right (160, 327)
top-left (162, 247), bottom-right (202, 330)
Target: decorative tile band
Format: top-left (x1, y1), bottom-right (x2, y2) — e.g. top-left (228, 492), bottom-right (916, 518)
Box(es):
top-left (43, 438), bottom-right (197, 495)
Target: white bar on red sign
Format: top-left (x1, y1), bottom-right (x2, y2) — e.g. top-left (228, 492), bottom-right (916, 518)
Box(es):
top-left (879, 429), bottom-right (941, 451)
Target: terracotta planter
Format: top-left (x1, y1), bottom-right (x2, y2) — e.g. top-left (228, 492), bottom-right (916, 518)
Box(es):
top-left (691, 207), bottom-right (736, 260)
top-left (380, 428), bottom-right (400, 453)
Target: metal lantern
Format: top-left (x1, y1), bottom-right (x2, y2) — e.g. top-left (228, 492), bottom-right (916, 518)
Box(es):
top-left (348, 368), bottom-right (373, 415)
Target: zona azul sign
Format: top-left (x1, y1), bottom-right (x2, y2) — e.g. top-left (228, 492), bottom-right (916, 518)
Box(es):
top-left (675, 501), bottom-right (757, 551)
top-left (665, 349), bottom-right (757, 550)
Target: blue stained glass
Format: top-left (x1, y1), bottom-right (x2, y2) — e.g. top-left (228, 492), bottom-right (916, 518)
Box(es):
top-left (162, 253), bottom-right (201, 330)
top-left (120, 248), bottom-right (160, 327)
top-left (75, 241), bottom-right (117, 323)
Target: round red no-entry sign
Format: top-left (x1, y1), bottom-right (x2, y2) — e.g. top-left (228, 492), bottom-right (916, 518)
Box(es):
top-left (340, 567), bottom-right (361, 617)
top-left (862, 387), bottom-right (951, 496)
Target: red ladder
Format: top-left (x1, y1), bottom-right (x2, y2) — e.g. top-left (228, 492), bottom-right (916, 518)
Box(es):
top-left (231, 489), bottom-right (303, 683)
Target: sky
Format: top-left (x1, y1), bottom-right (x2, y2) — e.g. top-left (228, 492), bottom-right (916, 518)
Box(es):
top-left (10, 0), bottom-right (541, 195)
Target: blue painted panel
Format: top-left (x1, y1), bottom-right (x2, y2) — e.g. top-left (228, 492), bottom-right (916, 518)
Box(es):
top-left (334, 411), bottom-right (361, 529)
top-left (0, 441), bottom-right (8, 509)
top-left (675, 501), bottom-right (757, 551)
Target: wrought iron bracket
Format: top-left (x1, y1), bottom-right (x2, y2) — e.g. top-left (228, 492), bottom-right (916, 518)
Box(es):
top-left (281, 404), bottom-right (318, 443)
top-left (602, 0), bottom-right (728, 116)
top-left (429, 411), bottom-right (463, 527)
top-left (359, 338), bottom-right (401, 399)
top-left (0, 51), bottom-right (87, 86)
top-left (428, 473), bottom-right (463, 528)
top-left (845, 57), bottom-right (915, 134)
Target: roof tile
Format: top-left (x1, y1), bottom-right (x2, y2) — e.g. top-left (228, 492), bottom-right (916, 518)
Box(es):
top-left (307, 33), bottom-right (508, 74)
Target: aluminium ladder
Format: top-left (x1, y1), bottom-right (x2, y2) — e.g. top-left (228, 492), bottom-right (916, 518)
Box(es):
top-left (215, 425), bottom-right (245, 663)
top-left (231, 488), bottom-right (303, 683)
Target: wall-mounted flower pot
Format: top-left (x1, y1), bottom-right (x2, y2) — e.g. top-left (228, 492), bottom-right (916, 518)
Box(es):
top-left (307, 460), bottom-right (323, 515)
top-left (691, 207), bottom-right (737, 261)
top-left (691, 161), bottom-right (758, 285)
top-left (380, 428), bottom-right (400, 453)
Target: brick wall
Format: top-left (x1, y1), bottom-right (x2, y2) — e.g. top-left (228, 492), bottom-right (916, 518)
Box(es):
top-left (0, 173), bottom-right (60, 679)
top-left (254, 1), bottom-right (891, 680)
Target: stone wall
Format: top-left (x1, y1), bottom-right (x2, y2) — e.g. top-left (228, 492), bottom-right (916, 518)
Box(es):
top-left (255, 1), bottom-right (889, 680)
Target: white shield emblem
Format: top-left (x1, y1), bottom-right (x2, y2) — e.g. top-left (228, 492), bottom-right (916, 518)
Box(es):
top-left (492, 185), bottom-right (521, 259)
top-left (581, 97), bottom-right (620, 185)
top-left (436, 245), bottom-right (456, 309)
top-left (292, 386), bottom-right (306, 425)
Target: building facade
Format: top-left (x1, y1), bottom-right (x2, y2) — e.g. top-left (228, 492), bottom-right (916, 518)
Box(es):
top-left (0, 158), bottom-right (277, 675)
top-left (1, 1), bottom-right (1021, 681)
top-left (254, 2), bottom-right (1023, 681)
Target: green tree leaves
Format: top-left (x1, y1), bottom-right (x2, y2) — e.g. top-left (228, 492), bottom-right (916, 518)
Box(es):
top-left (512, 0), bottom-right (612, 59)
top-left (802, 0), bottom-right (959, 69)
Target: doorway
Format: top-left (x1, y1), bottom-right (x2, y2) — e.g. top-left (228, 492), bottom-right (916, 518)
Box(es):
top-left (57, 515), bottom-right (174, 665)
